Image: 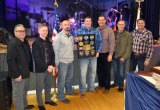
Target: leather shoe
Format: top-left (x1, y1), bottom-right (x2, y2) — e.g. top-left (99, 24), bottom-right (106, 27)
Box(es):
top-left (66, 92), bottom-right (78, 96)
top-left (45, 101), bottom-right (57, 106)
top-left (95, 86), bottom-right (103, 90)
top-left (60, 98), bottom-right (71, 104)
top-left (118, 88), bottom-right (123, 92)
top-left (110, 84), bottom-right (117, 88)
top-left (80, 92), bottom-right (86, 98)
top-left (38, 105), bottom-right (46, 110)
top-left (25, 105), bottom-right (34, 109)
top-left (88, 90), bottom-right (98, 93)
top-left (103, 89), bottom-right (109, 94)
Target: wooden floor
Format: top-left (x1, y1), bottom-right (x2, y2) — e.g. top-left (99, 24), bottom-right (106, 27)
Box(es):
top-left (11, 87), bottom-right (124, 110)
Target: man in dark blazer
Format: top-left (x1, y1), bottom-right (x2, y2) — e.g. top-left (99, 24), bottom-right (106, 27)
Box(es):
top-left (7, 24), bottom-right (34, 110)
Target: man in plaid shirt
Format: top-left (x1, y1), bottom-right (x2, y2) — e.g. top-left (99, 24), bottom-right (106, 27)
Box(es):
top-left (130, 19), bottom-right (153, 71)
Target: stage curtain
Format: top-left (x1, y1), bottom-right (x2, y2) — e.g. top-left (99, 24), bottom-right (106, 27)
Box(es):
top-left (142, 0), bottom-right (160, 39)
top-left (0, 0), bottom-right (5, 27)
top-left (125, 72), bottom-right (160, 110)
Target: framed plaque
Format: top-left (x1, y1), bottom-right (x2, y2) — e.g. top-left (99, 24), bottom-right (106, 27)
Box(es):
top-left (77, 34), bottom-right (97, 58)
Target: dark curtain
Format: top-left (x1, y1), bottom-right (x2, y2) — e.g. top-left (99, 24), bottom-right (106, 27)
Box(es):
top-left (0, 0), bottom-right (5, 27)
top-left (142, 0), bottom-right (160, 39)
top-left (129, 0), bottom-right (138, 32)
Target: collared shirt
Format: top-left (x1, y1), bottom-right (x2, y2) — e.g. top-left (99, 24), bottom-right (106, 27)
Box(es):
top-left (97, 25), bottom-right (115, 55)
top-left (53, 31), bottom-right (74, 65)
top-left (131, 28), bottom-right (153, 60)
top-left (76, 27), bottom-right (102, 53)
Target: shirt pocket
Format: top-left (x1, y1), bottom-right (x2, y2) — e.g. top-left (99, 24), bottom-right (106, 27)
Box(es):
top-left (139, 37), bottom-right (147, 43)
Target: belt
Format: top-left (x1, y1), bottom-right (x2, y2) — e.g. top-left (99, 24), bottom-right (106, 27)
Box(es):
top-left (133, 52), bottom-right (146, 56)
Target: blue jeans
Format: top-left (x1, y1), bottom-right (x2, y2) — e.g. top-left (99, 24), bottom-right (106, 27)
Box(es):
top-left (79, 57), bottom-right (97, 93)
top-left (58, 62), bottom-right (73, 100)
top-left (130, 52), bottom-right (146, 71)
top-left (113, 58), bottom-right (127, 88)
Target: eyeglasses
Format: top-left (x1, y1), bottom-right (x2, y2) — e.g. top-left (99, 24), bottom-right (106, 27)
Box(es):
top-left (15, 30), bottom-right (26, 33)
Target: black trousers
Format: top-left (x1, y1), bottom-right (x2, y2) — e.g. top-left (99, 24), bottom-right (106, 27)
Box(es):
top-left (97, 52), bottom-right (111, 89)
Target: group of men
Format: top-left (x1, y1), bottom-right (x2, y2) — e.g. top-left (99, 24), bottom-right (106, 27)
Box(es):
top-left (7, 24), bottom-right (57, 110)
top-left (96, 16), bottom-right (153, 93)
top-left (7, 15), bottom-right (153, 110)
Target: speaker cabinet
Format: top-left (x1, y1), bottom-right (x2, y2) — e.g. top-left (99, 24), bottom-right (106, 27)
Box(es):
top-left (0, 74), bottom-right (12, 110)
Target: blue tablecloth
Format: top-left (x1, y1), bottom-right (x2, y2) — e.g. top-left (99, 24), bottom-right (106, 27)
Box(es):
top-left (125, 72), bottom-right (160, 110)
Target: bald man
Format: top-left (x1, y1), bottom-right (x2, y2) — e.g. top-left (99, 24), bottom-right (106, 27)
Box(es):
top-left (53, 19), bottom-right (77, 104)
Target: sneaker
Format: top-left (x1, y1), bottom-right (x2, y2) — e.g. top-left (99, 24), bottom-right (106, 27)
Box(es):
top-left (38, 105), bottom-right (46, 110)
top-left (45, 100), bottom-right (57, 106)
top-left (60, 98), bottom-right (71, 104)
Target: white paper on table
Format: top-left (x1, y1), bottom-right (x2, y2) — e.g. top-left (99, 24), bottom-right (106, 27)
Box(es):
top-left (139, 75), bottom-right (156, 85)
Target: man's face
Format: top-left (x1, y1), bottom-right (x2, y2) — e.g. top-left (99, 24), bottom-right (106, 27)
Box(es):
top-left (137, 20), bottom-right (145, 30)
top-left (84, 18), bottom-right (92, 28)
top-left (61, 20), bottom-right (70, 31)
top-left (14, 26), bottom-right (26, 40)
top-left (117, 21), bottom-right (125, 31)
top-left (38, 26), bottom-right (48, 38)
top-left (98, 17), bottom-right (106, 27)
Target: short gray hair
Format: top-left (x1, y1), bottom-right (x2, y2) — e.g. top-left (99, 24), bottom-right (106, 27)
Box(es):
top-left (14, 24), bottom-right (25, 32)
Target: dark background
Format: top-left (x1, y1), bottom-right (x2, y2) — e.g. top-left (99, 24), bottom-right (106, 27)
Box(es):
top-left (0, 0), bottom-right (159, 38)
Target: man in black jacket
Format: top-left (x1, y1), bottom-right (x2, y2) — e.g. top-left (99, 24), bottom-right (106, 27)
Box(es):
top-left (32, 24), bottom-right (57, 110)
top-left (7, 24), bottom-right (34, 110)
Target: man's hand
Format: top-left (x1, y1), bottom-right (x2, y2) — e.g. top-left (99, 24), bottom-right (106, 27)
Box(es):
top-left (74, 44), bottom-right (78, 49)
top-left (47, 65), bottom-right (53, 73)
top-left (15, 75), bottom-right (22, 82)
top-left (120, 58), bottom-right (124, 62)
top-left (144, 60), bottom-right (150, 66)
top-left (107, 55), bottom-right (112, 62)
top-left (48, 65), bottom-right (53, 68)
top-left (96, 53), bottom-right (99, 58)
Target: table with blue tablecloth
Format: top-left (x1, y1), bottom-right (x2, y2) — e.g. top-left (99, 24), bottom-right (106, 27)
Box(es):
top-left (125, 72), bottom-right (160, 110)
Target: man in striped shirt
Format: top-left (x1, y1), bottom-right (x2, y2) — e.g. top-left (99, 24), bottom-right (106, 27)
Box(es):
top-left (130, 19), bottom-right (153, 71)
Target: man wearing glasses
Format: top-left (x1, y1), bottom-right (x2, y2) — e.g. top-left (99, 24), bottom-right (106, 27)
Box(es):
top-left (7, 24), bottom-right (34, 110)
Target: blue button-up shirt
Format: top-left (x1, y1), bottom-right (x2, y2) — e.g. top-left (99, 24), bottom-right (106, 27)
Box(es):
top-left (76, 27), bottom-right (102, 53)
